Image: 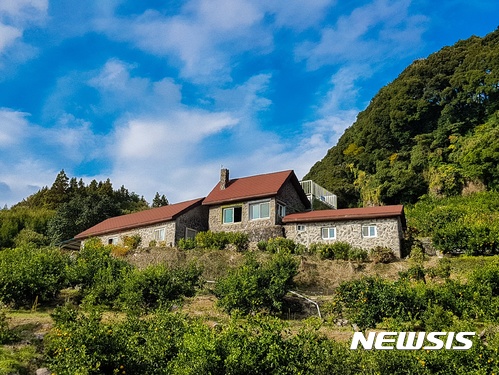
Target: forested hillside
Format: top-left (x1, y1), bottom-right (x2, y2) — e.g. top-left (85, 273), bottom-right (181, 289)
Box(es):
top-left (305, 28), bottom-right (499, 207)
top-left (0, 171), bottom-right (151, 248)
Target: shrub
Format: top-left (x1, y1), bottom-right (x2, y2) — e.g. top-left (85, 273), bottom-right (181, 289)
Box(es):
top-left (195, 231), bottom-right (229, 250)
top-left (68, 239), bottom-right (132, 307)
top-left (214, 252), bottom-right (298, 314)
top-left (256, 240), bottom-right (267, 251)
top-left (369, 246), bottom-right (395, 264)
top-left (110, 245), bottom-right (129, 257)
top-left (0, 246), bottom-right (69, 308)
top-left (226, 232), bottom-right (249, 251)
top-left (315, 242), bottom-right (352, 260)
top-left (194, 231), bottom-right (249, 251)
top-left (265, 237), bottom-right (297, 254)
top-left (178, 238), bottom-right (196, 250)
top-left (0, 311), bottom-right (17, 344)
top-left (119, 263), bottom-right (203, 311)
top-left (122, 234), bottom-right (142, 249)
top-left (149, 239), bottom-right (157, 247)
top-left (348, 247), bottom-right (369, 262)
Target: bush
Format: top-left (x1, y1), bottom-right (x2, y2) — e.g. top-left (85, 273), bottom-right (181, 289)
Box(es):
top-left (0, 311), bottom-right (17, 344)
top-left (0, 246), bottom-right (70, 308)
top-left (194, 231), bottom-right (249, 251)
top-left (118, 263), bottom-right (203, 311)
top-left (256, 240), bottom-right (267, 251)
top-left (348, 247), bottom-right (369, 262)
top-left (178, 238), bottom-right (196, 250)
top-left (265, 237), bottom-right (297, 254)
top-left (214, 252), bottom-right (298, 314)
top-left (68, 239), bottom-right (132, 307)
top-left (195, 231), bottom-right (229, 250)
top-left (122, 234), bottom-right (142, 249)
top-left (369, 246), bottom-right (396, 264)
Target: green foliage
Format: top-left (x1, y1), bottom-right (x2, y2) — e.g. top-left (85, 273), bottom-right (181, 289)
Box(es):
top-left (193, 230), bottom-right (249, 251)
top-left (122, 233), bottom-right (142, 249)
top-left (152, 192), bottom-right (169, 207)
top-left (214, 253), bottom-right (298, 314)
top-left (369, 246), bottom-right (396, 264)
top-left (265, 237), bottom-right (297, 254)
top-left (0, 311), bottom-right (17, 344)
top-left (0, 246), bottom-right (70, 308)
top-left (407, 192), bottom-right (499, 255)
top-left (305, 29), bottom-right (499, 206)
top-left (13, 228), bottom-right (49, 248)
top-left (118, 263), bottom-right (202, 311)
top-left (177, 238), bottom-right (196, 250)
top-left (68, 238), bottom-right (132, 308)
top-left (0, 206), bottom-right (55, 249)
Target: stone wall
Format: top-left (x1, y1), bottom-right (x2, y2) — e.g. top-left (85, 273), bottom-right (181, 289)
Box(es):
top-left (208, 197), bottom-right (277, 234)
top-left (175, 204), bottom-right (209, 242)
top-left (208, 179), bottom-right (308, 242)
top-left (284, 217), bottom-right (403, 257)
top-left (275, 180), bottom-right (308, 221)
top-left (96, 221), bottom-right (177, 247)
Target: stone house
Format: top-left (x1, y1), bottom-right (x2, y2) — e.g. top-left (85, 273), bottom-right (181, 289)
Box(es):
top-left (73, 169), bottom-right (406, 257)
top-left (202, 169), bottom-right (311, 242)
top-left (74, 197), bottom-right (208, 247)
top-left (282, 205), bottom-right (406, 257)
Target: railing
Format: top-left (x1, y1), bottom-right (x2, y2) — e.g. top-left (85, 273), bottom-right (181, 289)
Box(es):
top-left (299, 180), bottom-right (337, 209)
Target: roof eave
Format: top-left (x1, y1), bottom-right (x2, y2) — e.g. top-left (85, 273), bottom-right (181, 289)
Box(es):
top-left (202, 193), bottom-right (277, 206)
top-left (282, 212), bottom-right (403, 224)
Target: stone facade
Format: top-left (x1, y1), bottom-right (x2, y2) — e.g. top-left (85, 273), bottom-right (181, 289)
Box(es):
top-left (207, 179), bottom-right (308, 242)
top-left (284, 217), bottom-right (404, 257)
top-left (94, 205), bottom-right (209, 248)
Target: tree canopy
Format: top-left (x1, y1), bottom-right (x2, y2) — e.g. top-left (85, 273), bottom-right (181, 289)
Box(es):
top-left (305, 28), bottom-right (499, 207)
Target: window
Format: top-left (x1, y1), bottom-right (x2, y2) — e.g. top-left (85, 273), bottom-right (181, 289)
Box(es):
top-left (154, 228), bottom-right (166, 241)
top-left (249, 201), bottom-right (270, 220)
top-left (185, 228), bottom-right (197, 240)
top-left (277, 203), bottom-right (286, 218)
top-left (108, 237), bottom-right (118, 245)
top-left (223, 206), bottom-right (242, 224)
top-left (362, 224), bottom-right (377, 238)
top-left (321, 227), bottom-right (336, 240)
top-left (297, 224), bottom-right (306, 231)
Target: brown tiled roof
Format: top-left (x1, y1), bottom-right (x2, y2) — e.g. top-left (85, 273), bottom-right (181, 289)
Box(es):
top-left (202, 170), bottom-right (310, 207)
top-left (282, 205), bottom-right (405, 225)
top-left (74, 198), bottom-right (204, 239)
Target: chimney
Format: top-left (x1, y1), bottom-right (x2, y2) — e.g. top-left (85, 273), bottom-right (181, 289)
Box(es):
top-left (220, 168), bottom-right (229, 190)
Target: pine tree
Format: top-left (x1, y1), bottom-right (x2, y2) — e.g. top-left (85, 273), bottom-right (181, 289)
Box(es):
top-left (152, 192), bottom-right (169, 207)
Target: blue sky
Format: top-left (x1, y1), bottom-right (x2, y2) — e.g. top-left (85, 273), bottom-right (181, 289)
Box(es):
top-left (1, 0), bottom-right (498, 207)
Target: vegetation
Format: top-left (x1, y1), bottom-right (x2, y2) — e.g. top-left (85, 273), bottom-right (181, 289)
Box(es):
top-left (0, 170), bottom-right (150, 248)
top-left (305, 28), bottom-right (499, 207)
top-left (214, 252), bottom-right (298, 314)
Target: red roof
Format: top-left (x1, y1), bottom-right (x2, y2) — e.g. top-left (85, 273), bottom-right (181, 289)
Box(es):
top-left (203, 170), bottom-right (310, 207)
top-left (74, 198), bottom-right (204, 239)
top-left (282, 205), bottom-right (405, 224)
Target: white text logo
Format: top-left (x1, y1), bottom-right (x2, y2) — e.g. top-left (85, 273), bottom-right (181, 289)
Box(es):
top-left (350, 332), bottom-right (475, 350)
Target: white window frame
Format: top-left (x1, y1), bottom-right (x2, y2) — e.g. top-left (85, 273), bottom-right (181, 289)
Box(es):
top-left (108, 236), bottom-right (118, 245)
top-left (222, 206), bottom-right (242, 224)
top-left (277, 203), bottom-right (286, 218)
top-left (362, 224), bottom-right (377, 238)
top-left (297, 224), bottom-right (306, 231)
top-left (154, 227), bottom-right (166, 241)
top-left (249, 200), bottom-right (270, 220)
top-left (321, 227), bottom-right (336, 240)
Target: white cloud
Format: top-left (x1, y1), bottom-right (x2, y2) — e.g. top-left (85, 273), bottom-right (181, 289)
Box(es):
top-left (95, 0), bottom-right (273, 82)
top-left (297, 0), bottom-right (428, 69)
top-left (262, 0), bottom-right (335, 30)
top-left (0, 23), bottom-right (22, 52)
top-left (0, 108), bottom-right (30, 146)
